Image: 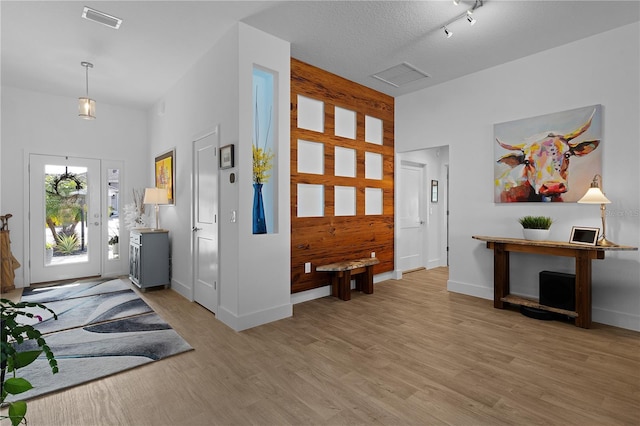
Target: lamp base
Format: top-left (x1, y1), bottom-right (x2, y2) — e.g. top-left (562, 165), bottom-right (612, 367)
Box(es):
top-left (597, 237), bottom-right (618, 247)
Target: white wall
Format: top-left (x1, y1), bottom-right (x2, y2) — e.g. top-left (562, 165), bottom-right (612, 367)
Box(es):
top-left (235, 23), bottom-right (292, 330)
top-left (147, 23), bottom-right (292, 331)
top-left (396, 23), bottom-right (640, 331)
top-left (1, 86), bottom-right (148, 286)
top-left (147, 25), bottom-right (240, 304)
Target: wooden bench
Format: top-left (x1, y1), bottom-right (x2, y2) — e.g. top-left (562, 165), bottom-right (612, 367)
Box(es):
top-left (316, 257), bottom-right (380, 301)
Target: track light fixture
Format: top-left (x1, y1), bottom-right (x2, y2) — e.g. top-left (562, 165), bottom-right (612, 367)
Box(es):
top-left (442, 0), bottom-right (483, 38)
top-left (466, 10), bottom-right (476, 25)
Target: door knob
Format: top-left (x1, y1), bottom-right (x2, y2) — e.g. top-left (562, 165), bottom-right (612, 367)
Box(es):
top-left (192, 227), bottom-right (202, 232)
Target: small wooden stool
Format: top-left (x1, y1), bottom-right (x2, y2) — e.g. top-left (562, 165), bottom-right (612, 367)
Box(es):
top-left (316, 258), bottom-right (379, 301)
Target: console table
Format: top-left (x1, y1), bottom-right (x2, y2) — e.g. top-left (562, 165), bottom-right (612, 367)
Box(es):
top-left (472, 236), bottom-right (637, 328)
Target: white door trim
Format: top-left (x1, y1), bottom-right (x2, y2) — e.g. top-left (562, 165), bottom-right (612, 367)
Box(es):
top-left (27, 153), bottom-right (103, 284)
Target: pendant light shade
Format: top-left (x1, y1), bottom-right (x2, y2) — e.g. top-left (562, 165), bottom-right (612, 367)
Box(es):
top-left (79, 61), bottom-right (96, 119)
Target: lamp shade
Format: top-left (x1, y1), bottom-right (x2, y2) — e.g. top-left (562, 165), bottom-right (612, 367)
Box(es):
top-left (577, 187), bottom-right (611, 204)
top-left (143, 187), bottom-right (169, 205)
top-left (78, 97), bottom-right (96, 119)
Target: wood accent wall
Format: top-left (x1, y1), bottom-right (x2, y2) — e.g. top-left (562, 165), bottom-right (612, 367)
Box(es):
top-left (291, 58), bottom-right (394, 294)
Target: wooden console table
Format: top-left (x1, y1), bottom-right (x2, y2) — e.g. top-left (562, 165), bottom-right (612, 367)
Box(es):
top-left (317, 258), bottom-right (379, 301)
top-left (472, 236), bottom-right (637, 328)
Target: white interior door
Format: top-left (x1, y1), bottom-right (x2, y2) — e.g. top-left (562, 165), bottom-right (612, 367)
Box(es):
top-left (29, 154), bottom-right (102, 283)
top-left (398, 162), bottom-right (425, 272)
top-left (192, 129), bottom-right (219, 314)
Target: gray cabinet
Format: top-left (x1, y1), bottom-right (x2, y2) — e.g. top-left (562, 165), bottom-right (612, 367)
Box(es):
top-left (129, 229), bottom-right (169, 290)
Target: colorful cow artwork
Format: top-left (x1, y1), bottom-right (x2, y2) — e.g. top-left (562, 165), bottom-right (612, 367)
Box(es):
top-left (494, 105), bottom-right (602, 203)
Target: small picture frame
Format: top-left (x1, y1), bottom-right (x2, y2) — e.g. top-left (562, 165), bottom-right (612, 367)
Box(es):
top-left (220, 144), bottom-right (234, 169)
top-left (431, 180), bottom-right (438, 203)
top-left (569, 226), bottom-right (599, 246)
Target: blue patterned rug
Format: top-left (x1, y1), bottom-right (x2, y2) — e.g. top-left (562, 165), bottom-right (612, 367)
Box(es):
top-left (7, 279), bottom-right (193, 401)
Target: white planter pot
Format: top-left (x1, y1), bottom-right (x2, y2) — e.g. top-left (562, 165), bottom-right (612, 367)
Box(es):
top-left (523, 229), bottom-right (550, 241)
top-left (45, 247), bottom-right (53, 264)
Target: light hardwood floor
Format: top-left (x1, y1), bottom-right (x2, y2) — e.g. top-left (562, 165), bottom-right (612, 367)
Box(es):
top-left (9, 268), bottom-right (640, 425)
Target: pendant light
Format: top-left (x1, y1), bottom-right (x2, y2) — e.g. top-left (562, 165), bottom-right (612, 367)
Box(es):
top-left (79, 61), bottom-right (96, 119)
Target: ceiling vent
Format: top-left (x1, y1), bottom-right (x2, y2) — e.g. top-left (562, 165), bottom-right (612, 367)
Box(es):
top-left (372, 62), bottom-right (431, 88)
top-left (82, 6), bottom-right (122, 29)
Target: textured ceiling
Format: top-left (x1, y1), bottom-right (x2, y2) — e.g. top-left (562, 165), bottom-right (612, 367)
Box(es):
top-left (2, 1), bottom-right (638, 110)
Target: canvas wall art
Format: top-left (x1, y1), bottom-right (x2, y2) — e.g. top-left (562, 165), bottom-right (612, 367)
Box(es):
top-left (494, 104), bottom-right (602, 203)
top-left (155, 149), bottom-right (175, 205)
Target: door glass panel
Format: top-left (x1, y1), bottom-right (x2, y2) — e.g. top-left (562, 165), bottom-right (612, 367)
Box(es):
top-left (107, 168), bottom-right (120, 260)
top-left (45, 165), bottom-right (89, 265)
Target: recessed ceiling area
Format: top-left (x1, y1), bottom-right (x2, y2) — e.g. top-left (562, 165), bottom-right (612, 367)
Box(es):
top-left (1, 1), bottom-right (638, 110)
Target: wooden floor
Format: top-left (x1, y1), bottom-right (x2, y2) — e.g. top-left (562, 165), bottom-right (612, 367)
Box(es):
top-left (9, 268), bottom-right (640, 425)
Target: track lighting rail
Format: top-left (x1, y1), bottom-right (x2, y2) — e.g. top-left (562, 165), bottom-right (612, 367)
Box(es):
top-left (442, 0), bottom-right (483, 38)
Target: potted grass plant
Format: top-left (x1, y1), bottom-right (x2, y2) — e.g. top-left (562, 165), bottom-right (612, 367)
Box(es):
top-left (518, 216), bottom-right (553, 241)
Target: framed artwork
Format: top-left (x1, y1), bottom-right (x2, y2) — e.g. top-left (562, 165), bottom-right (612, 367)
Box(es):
top-left (220, 144), bottom-right (234, 169)
top-left (431, 180), bottom-right (438, 203)
top-left (494, 104), bottom-right (602, 203)
top-left (155, 149), bottom-right (175, 205)
top-left (569, 226), bottom-right (599, 246)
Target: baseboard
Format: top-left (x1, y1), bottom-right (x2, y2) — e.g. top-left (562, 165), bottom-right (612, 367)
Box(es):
top-left (217, 303), bottom-right (293, 332)
top-left (448, 279), bottom-right (639, 332)
top-left (291, 286), bottom-right (331, 305)
top-left (291, 272), bottom-right (393, 305)
top-left (593, 306), bottom-right (640, 332)
top-left (447, 279), bottom-right (493, 300)
top-left (427, 259), bottom-right (442, 269)
top-left (170, 278), bottom-right (192, 301)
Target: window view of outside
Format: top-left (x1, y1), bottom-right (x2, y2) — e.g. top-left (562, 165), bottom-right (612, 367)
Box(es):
top-left (45, 165), bottom-right (89, 265)
top-left (107, 169), bottom-right (120, 260)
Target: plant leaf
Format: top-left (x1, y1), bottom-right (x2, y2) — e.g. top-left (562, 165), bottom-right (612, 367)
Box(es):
top-left (4, 377), bottom-right (34, 395)
top-left (13, 350), bottom-right (42, 369)
top-left (8, 400), bottom-right (27, 426)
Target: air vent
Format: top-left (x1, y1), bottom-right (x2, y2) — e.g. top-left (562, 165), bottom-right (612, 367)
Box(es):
top-left (372, 62), bottom-right (431, 88)
top-left (82, 6), bottom-right (122, 29)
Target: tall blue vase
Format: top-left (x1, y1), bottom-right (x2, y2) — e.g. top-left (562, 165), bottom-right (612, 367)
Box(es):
top-left (253, 183), bottom-right (267, 234)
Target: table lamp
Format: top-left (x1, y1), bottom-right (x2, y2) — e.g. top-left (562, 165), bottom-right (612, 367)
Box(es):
top-left (577, 174), bottom-right (617, 246)
top-left (143, 187), bottom-right (169, 230)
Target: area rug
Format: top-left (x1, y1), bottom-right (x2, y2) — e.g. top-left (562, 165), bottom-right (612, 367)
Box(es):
top-left (6, 279), bottom-right (193, 402)
top-left (19, 289), bottom-right (154, 334)
top-left (20, 277), bottom-right (128, 303)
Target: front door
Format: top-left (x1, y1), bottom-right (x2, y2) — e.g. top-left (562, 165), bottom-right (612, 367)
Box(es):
top-left (398, 162), bottom-right (425, 272)
top-left (192, 128), bottom-right (219, 314)
top-left (29, 154), bottom-right (102, 283)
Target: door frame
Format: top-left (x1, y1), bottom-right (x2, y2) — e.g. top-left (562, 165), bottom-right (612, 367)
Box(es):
top-left (25, 153), bottom-right (111, 285)
top-left (190, 126), bottom-right (220, 310)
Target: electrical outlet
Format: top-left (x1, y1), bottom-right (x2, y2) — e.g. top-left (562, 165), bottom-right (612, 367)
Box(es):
top-left (371, 252), bottom-right (376, 258)
top-left (304, 262), bottom-right (311, 273)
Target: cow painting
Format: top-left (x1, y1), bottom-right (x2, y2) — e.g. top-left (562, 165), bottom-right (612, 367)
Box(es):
top-left (494, 106), bottom-right (602, 203)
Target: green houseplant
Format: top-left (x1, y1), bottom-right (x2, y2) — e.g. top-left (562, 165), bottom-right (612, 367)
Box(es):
top-left (518, 216), bottom-right (553, 241)
top-left (1, 299), bottom-right (58, 426)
